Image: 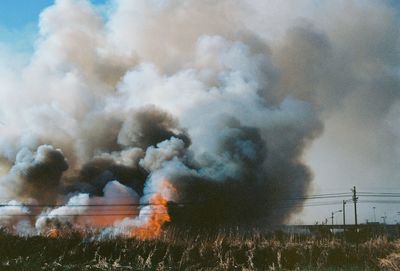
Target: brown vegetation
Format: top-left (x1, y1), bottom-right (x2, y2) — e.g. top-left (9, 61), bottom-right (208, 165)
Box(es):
top-left (0, 228), bottom-right (399, 270)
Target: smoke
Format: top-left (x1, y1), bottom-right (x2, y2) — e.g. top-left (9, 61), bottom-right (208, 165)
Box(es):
top-left (0, 200), bottom-right (31, 229)
top-left (0, 0), bottom-right (398, 234)
top-left (35, 193), bottom-right (90, 234)
top-left (0, 145), bottom-right (68, 203)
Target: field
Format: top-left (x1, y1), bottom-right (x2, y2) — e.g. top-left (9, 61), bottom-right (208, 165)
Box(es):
top-left (0, 228), bottom-right (400, 270)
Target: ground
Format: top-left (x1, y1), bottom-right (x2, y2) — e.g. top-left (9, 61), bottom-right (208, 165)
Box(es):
top-left (0, 228), bottom-right (399, 270)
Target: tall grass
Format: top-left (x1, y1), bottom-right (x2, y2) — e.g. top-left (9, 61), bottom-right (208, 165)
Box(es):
top-left (0, 227), bottom-right (399, 270)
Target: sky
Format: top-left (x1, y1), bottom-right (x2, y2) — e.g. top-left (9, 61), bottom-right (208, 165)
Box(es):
top-left (0, 0), bottom-right (399, 228)
top-left (0, 0), bottom-right (106, 51)
top-left (0, 1), bottom-right (52, 52)
top-left (0, 0), bottom-right (106, 29)
top-left (0, 0), bottom-right (54, 29)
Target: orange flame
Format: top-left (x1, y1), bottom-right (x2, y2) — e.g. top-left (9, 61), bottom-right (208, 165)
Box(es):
top-left (129, 180), bottom-right (176, 239)
top-left (46, 228), bottom-right (60, 238)
top-left (130, 193), bottom-right (170, 239)
top-left (42, 180), bottom-right (175, 239)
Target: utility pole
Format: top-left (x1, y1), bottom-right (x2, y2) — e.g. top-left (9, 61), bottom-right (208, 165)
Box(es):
top-left (343, 200), bottom-right (346, 229)
top-left (352, 186), bottom-right (359, 249)
top-left (331, 210), bottom-right (342, 226)
top-left (352, 186), bottom-right (358, 228)
top-left (342, 200), bottom-right (347, 242)
top-left (381, 212), bottom-right (387, 225)
top-left (373, 207), bottom-right (376, 223)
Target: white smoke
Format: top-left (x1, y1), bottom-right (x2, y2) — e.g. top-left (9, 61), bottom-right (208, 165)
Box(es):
top-left (35, 193), bottom-right (90, 234)
top-left (35, 180), bottom-right (140, 234)
top-left (0, 0), bottom-right (399, 231)
top-left (139, 137), bottom-right (186, 172)
top-left (0, 200), bottom-right (31, 229)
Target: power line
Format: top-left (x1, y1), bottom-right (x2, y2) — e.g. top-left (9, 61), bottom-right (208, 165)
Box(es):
top-left (0, 203), bottom-right (166, 208)
top-left (358, 192), bottom-right (400, 194)
top-left (0, 193), bottom-right (353, 208)
top-left (0, 200), bottom-right (400, 218)
top-left (0, 189), bottom-right (398, 217)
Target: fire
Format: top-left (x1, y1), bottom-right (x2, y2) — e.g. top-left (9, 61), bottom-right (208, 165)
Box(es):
top-left (130, 193), bottom-right (170, 239)
top-left (129, 180), bottom-right (175, 239)
top-left (46, 228), bottom-right (60, 238)
top-left (37, 180), bottom-right (175, 239)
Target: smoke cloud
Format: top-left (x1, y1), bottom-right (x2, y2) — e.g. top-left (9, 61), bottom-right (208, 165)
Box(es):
top-left (0, 0), bottom-right (398, 234)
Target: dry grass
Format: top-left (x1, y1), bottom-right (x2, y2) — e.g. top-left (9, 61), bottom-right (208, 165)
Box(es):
top-left (379, 240), bottom-right (400, 271)
top-left (0, 227), bottom-right (399, 270)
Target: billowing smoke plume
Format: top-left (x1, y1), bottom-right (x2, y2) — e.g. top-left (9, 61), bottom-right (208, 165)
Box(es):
top-left (0, 0), bottom-right (398, 234)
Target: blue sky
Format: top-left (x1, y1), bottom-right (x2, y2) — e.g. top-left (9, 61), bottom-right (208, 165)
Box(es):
top-left (0, 0), bottom-right (107, 51)
top-left (0, 0), bottom-right (54, 29)
top-left (0, 0), bottom-right (107, 29)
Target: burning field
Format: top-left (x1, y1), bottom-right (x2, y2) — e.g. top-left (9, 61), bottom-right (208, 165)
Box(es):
top-left (0, 0), bottom-right (326, 237)
top-left (2, 0), bottom-right (400, 270)
top-left (0, 0), bottom-right (400, 264)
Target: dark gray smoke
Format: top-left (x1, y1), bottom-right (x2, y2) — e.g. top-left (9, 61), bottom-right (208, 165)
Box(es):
top-left (118, 105), bottom-right (191, 149)
top-left (1, 0), bottom-right (397, 233)
top-left (0, 145), bottom-right (68, 204)
top-left (0, 0), bottom-right (323, 234)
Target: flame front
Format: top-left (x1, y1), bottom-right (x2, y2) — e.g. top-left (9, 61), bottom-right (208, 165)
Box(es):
top-left (130, 193), bottom-right (170, 239)
top-left (31, 180), bottom-right (174, 239)
top-left (46, 228), bottom-right (60, 238)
